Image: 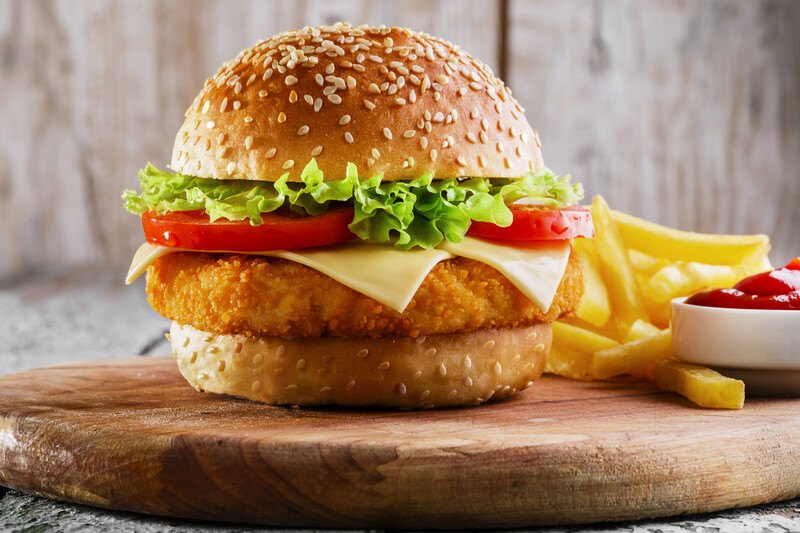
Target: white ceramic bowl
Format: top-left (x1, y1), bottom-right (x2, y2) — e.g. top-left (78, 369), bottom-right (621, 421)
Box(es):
top-left (672, 297), bottom-right (800, 396)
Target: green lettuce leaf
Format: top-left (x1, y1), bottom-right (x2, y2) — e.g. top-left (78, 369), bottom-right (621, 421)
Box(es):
top-left (123, 159), bottom-right (583, 249)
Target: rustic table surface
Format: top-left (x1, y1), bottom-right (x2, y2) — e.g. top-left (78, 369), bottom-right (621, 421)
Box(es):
top-left (2, 268), bottom-right (800, 532)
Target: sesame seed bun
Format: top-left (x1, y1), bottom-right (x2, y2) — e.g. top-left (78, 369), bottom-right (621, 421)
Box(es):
top-left (170, 322), bottom-right (550, 408)
top-left (171, 22), bottom-right (543, 182)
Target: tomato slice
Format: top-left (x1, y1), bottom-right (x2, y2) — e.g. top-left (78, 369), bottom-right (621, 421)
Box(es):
top-left (467, 206), bottom-right (593, 241)
top-left (142, 209), bottom-right (356, 252)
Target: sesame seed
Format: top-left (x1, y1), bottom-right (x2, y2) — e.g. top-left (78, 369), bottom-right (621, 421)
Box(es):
top-left (409, 90), bottom-right (417, 103)
top-left (403, 129), bottom-right (416, 138)
top-left (420, 390), bottom-right (431, 401)
top-left (479, 131), bottom-right (488, 143)
top-left (226, 162), bottom-right (236, 174)
top-left (218, 360), bottom-right (226, 372)
top-left (344, 131), bottom-right (354, 143)
top-left (297, 125), bottom-right (309, 136)
top-left (296, 358), bottom-right (306, 369)
top-left (368, 83), bottom-right (380, 94)
top-left (383, 128), bottom-right (392, 140)
top-left (234, 82), bottom-right (242, 94)
top-left (314, 98), bottom-right (323, 112)
top-left (339, 114), bottom-right (351, 125)
top-left (315, 73), bottom-right (324, 85)
top-left (244, 136), bottom-right (253, 150)
top-left (413, 370), bottom-right (423, 379)
top-left (371, 148), bottom-right (381, 159)
top-left (485, 340), bottom-right (496, 349)
top-left (244, 116), bottom-right (254, 123)
top-left (304, 94), bottom-right (314, 105)
top-left (534, 343), bottom-right (546, 352)
top-left (233, 100), bottom-right (241, 110)
top-left (205, 121), bottom-right (215, 129)
top-left (504, 157), bottom-right (511, 168)
top-left (274, 367), bottom-right (284, 375)
top-left (201, 100), bottom-right (210, 114)
top-left (325, 62), bottom-right (335, 74)
top-left (432, 112), bottom-right (444, 123)
top-left (494, 362), bottom-right (502, 375)
top-left (399, 383), bottom-right (407, 395)
top-left (289, 90), bottom-right (298, 103)
top-left (420, 137), bottom-right (428, 148)
top-left (282, 160), bottom-right (295, 169)
top-left (430, 149), bottom-right (438, 161)
top-left (447, 390), bottom-right (458, 400)
top-left (253, 353), bottom-right (263, 364)
top-left (277, 112), bottom-right (286, 123)
top-left (364, 99), bottom-right (376, 110)
top-left (456, 156), bottom-right (467, 167)
top-left (357, 348), bottom-right (368, 358)
top-left (285, 384), bottom-right (297, 391)
top-left (464, 355), bottom-right (473, 368)
top-left (497, 142), bottom-right (505, 153)
top-left (346, 380), bottom-right (356, 391)
top-left (438, 363), bottom-right (447, 377)
top-left (368, 54), bottom-right (383, 63)
top-left (378, 361), bottom-right (391, 371)
top-left (266, 147), bottom-right (277, 159)
top-left (190, 351), bottom-right (198, 363)
top-left (251, 380), bottom-right (262, 391)
top-left (467, 132), bottom-right (477, 144)
top-left (477, 154), bottom-right (486, 167)
top-left (527, 330), bottom-right (539, 341)
top-left (328, 94), bottom-right (342, 104)
top-left (395, 98), bottom-right (406, 105)
top-left (311, 145), bottom-right (323, 156)
top-left (285, 75), bottom-right (298, 85)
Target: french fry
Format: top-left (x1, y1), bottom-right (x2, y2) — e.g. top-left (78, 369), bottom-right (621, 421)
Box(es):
top-left (546, 348), bottom-right (594, 381)
top-left (611, 209), bottom-right (770, 265)
top-left (552, 322), bottom-right (619, 354)
top-left (654, 360), bottom-right (744, 409)
top-left (623, 319), bottom-right (662, 343)
top-left (644, 257), bottom-right (772, 304)
top-left (573, 239), bottom-right (612, 327)
top-left (592, 330), bottom-right (672, 380)
top-left (591, 196), bottom-right (649, 335)
top-left (642, 294), bottom-right (671, 329)
top-left (559, 316), bottom-right (620, 343)
top-left (628, 249), bottom-right (669, 276)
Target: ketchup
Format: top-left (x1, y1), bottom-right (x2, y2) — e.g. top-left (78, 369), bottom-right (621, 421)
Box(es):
top-left (685, 258), bottom-right (800, 310)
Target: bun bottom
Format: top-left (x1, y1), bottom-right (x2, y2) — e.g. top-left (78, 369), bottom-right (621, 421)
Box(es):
top-left (169, 322), bottom-right (550, 408)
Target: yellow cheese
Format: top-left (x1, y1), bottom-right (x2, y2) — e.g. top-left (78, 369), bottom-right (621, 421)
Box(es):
top-left (126, 237), bottom-right (570, 314)
top-left (440, 238), bottom-right (570, 312)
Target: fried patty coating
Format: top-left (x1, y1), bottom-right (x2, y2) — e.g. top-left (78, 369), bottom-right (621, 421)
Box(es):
top-left (146, 249), bottom-right (582, 339)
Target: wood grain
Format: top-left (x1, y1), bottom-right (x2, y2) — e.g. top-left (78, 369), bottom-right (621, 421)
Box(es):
top-left (2, 357), bottom-right (800, 529)
top-left (507, 0), bottom-right (800, 264)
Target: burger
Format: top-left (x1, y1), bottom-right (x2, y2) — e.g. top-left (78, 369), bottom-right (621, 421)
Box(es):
top-left (123, 23), bottom-right (592, 408)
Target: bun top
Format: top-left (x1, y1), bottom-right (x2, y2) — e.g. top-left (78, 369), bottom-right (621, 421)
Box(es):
top-left (171, 23), bottom-right (543, 182)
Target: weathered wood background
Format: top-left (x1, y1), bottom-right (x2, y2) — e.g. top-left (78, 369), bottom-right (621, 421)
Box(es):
top-left (0, 0), bottom-right (798, 278)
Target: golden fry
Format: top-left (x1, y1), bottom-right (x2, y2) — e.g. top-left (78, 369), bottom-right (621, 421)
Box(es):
top-left (546, 348), bottom-right (594, 382)
top-left (654, 359), bottom-right (744, 410)
top-left (591, 196), bottom-right (649, 336)
top-left (628, 249), bottom-right (669, 276)
top-left (574, 239), bottom-right (612, 327)
top-left (611, 209), bottom-right (770, 265)
top-left (552, 321), bottom-right (619, 354)
top-left (592, 330), bottom-right (672, 380)
top-left (644, 257), bottom-right (772, 304)
top-left (623, 319), bottom-right (662, 343)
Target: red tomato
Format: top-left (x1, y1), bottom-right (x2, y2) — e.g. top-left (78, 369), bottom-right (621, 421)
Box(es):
top-left (467, 206), bottom-right (593, 241)
top-left (142, 209), bottom-right (356, 252)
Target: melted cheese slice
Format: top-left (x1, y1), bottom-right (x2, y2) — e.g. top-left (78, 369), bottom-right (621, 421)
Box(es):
top-left (126, 238), bottom-right (570, 314)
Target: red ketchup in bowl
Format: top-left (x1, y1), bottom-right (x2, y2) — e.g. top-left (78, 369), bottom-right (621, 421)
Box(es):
top-left (685, 258), bottom-right (800, 310)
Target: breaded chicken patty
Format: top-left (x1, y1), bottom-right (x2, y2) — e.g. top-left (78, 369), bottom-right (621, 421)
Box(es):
top-left (146, 250), bottom-right (582, 339)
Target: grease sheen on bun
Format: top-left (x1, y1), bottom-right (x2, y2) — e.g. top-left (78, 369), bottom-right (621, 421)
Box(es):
top-left (170, 322), bottom-right (550, 408)
top-left (171, 23), bottom-right (543, 183)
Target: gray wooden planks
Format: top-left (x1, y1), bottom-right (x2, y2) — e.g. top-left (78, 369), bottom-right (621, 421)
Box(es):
top-left (507, 0), bottom-right (800, 264)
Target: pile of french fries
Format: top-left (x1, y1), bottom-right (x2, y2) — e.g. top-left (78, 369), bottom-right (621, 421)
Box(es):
top-left (548, 195), bottom-right (771, 409)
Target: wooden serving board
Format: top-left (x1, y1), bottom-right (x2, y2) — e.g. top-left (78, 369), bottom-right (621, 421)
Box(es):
top-left (1, 357), bottom-right (799, 529)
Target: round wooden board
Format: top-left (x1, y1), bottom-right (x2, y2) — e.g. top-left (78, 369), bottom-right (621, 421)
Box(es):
top-left (1, 357), bottom-right (799, 529)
